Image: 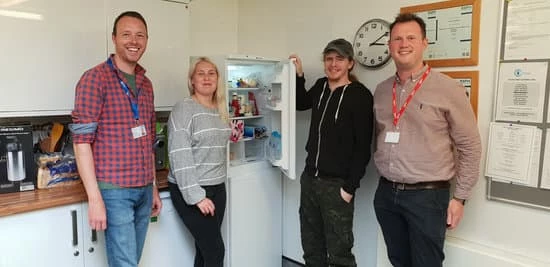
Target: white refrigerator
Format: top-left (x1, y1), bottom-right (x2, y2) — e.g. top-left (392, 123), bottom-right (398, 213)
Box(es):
top-left (197, 55), bottom-right (299, 267)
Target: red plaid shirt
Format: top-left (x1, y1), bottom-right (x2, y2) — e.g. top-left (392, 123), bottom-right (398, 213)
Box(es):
top-left (71, 55), bottom-right (156, 187)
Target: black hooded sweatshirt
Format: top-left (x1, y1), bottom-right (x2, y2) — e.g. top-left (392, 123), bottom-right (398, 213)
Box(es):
top-left (296, 75), bottom-right (374, 194)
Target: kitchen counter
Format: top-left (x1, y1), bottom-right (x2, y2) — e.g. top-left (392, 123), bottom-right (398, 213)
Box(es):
top-left (0, 169), bottom-right (169, 217)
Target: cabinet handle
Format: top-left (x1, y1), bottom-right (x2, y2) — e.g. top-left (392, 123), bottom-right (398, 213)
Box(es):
top-left (91, 229), bottom-right (97, 242)
top-left (71, 210), bottom-right (78, 246)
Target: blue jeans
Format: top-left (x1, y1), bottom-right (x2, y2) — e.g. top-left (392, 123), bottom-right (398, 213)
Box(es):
top-left (101, 185), bottom-right (153, 267)
top-left (374, 178), bottom-right (449, 267)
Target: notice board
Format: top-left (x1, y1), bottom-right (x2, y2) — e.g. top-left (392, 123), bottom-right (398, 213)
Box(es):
top-left (487, 0), bottom-right (550, 210)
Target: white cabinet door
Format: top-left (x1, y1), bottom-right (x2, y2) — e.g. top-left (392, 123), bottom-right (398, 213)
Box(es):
top-left (83, 194), bottom-right (197, 267)
top-left (227, 161), bottom-right (282, 267)
top-left (0, 0), bottom-right (189, 117)
top-left (81, 203), bottom-right (108, 267)
top-left (0, 0), bottom-right (106, 117)
top-left (106, 0), bottom-right (190, 110)
top-left (0, 204), bottom-right (84, 267)
top-left (140, 191), bottom-right (195, 266)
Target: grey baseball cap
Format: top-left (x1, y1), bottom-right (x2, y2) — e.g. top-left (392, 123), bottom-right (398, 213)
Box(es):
top-left (323, 38), bottom-right (354, 58)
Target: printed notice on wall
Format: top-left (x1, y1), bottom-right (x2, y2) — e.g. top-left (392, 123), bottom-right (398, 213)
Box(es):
top-left (495, 62), bottom-right (547, 123)
top-left (485, 122), bottom-right (540, 187)
top-left (504, 0), bottom-right (550, 60)
top-left (541, 131), bottom-right (550, 189)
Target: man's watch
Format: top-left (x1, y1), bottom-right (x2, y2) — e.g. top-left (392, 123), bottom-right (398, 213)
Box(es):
top-left (453, 197), bottom-right (466, 205)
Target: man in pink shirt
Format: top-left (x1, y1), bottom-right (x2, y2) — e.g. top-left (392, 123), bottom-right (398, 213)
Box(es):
top-left (373, 13), bottom-right (481, 267)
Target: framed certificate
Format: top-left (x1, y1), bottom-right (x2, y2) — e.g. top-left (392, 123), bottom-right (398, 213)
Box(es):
top-left (441, 70), bottom-right (478, 118)
top-left (401, 0), bottom-right (480, 67)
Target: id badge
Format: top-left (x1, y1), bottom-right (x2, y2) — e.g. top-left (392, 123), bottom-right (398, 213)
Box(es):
top-left (131, 124), bottom-right (147, 139)
top-left (384, 132), bottom-right (400, 143)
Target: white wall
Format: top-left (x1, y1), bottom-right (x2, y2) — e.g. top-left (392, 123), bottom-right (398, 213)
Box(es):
top-left (191, 0), bottom-right (550, 266)
top-left (189, 0), bottom-right (239, 56)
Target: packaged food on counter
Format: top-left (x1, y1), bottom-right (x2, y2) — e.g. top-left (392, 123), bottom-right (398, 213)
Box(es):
top-left (37, 153), bottom-right (81, 189)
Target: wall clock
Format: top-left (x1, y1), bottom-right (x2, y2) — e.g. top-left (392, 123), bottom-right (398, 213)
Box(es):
top-left (353, 18), bottom-right (391, 69)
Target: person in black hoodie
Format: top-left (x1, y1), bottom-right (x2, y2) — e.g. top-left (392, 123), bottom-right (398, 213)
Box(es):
top-left (290, 38), bottom-right (373, 267)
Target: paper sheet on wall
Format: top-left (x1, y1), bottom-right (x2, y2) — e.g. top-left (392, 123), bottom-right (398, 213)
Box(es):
top-left (504, 0), bottom-right (550, 60)
top-left (485, 122), bottom-right (540, 187)
top-left (496, 62), bottom-right (547, 123)
top-left (540, 131), bottom-right (550, 189)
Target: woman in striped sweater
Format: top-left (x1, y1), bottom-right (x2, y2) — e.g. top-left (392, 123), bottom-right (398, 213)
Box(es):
top-left (167, 57), bottom-right (231, 267)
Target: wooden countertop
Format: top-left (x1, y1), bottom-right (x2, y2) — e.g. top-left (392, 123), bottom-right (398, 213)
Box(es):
top-left (0, 169), bottom-right (169, 217)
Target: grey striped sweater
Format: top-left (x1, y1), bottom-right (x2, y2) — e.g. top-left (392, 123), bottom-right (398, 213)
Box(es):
top-left (167, 98), bottom-right (231, 205)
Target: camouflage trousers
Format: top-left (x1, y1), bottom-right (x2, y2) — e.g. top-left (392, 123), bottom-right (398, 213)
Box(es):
top-left (299, 172), bottom-right (357, 267)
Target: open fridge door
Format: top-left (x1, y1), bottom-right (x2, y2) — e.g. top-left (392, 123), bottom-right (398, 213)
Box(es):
top-left (266, 61), bottom-right (297, 179)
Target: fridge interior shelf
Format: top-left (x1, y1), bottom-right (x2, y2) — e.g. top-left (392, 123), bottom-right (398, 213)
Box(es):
top-left (229, 156), bottom-right (263, 166)
top-left (229, 137), bottom-right (266, 166)
top-left (228, 87), bottom-right (261, 91)
top-left (231, 137), bottom-right (254, 143)
top-left (229, 115), bottom-right (264, 120)
top-left (229, 138), bottom-right (267, 166)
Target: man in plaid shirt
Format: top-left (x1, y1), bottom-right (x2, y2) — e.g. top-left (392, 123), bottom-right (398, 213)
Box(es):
top-left (69, 11), bottom-right (162, 267)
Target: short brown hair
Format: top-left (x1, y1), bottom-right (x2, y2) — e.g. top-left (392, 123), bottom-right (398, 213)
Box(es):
top-left (112, 11), bottom-right (148, 36)
top-left (390, 13), bottom-right (426, 38)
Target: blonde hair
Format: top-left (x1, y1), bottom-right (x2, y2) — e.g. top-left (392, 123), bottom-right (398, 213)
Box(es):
top-left (188, 57), bottom-right (228, 121)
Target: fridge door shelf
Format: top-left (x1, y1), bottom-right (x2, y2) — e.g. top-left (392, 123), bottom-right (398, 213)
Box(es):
top-left (265, 103), bottom-right (282, 111)
top-left (269, 158), bottom-right (282, 167)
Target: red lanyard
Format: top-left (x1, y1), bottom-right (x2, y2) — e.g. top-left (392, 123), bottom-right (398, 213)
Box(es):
top-left (392, 67), bottom-right (431, 126)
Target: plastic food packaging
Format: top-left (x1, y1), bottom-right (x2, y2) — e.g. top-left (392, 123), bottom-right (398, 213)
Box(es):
top-left (36, 153), bottom-right (81, 189)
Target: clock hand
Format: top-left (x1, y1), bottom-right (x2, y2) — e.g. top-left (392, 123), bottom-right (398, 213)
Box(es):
top-left (369, 32), bottom-right (388, 46)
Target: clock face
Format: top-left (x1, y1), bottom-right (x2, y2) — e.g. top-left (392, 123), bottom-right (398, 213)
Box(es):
top-left (353, 19), bottom-right (391, 69)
